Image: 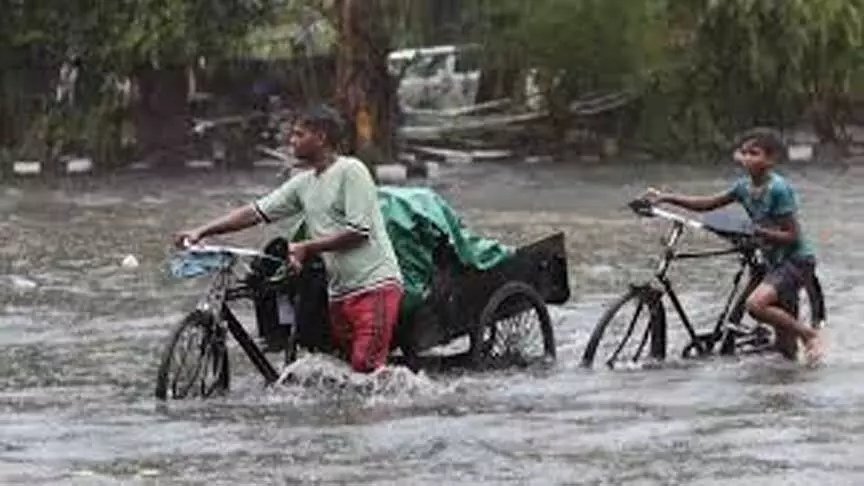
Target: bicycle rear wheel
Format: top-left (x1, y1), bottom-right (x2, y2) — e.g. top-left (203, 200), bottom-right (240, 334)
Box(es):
top-left (155, 310), bottom-right (230, 400)
top-left (726, 272), bottom-right (828, 355)
top-left (793, 273), bottom-right (827, 328)
top-left (581, 285), bottom-right (666, 369)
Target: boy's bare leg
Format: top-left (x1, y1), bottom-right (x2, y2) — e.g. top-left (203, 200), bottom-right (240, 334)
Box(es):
top-left (746, 284), bottom-right (823, 363)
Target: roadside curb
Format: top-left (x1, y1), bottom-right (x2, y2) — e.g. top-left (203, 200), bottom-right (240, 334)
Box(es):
top-left (1, 157), bottom-right (443, 183)
top-left (402, 144), bottom-right (514, 165)
top-left (0, 143), bottom-right (827, 181)
top-left (279, 159), bottom-right (441, 184)
top-left (4, 157), bottom-right (96, 177)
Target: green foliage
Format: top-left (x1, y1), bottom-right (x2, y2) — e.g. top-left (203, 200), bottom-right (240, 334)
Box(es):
top-left (2, 0), bottom-right (862, 164)
top-left (474, 0), bottom-right (667, 96)
top-left (0, 0), bottom-right (278, 166)
top-left (683, 0), bottom-right (864, 142)
top-left (472, 0), bottom-right (864, 154)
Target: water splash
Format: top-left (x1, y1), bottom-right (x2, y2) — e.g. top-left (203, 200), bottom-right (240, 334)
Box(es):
top-left (274, 353), bottom-right (454, 405)
top-left (3, 275), bottom-right (38, 291)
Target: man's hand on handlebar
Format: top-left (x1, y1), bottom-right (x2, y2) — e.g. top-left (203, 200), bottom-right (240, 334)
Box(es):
top-left (287, 242), bottom-right (308, 272)
top-left (173, 229), bottom-right (203, 250)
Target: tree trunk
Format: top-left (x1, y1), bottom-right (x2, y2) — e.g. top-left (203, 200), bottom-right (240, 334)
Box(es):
top-left (335, 0), bottom-right (396, 165)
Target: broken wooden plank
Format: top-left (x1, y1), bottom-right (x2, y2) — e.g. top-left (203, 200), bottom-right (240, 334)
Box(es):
top-left (398, 110), bottom-right (548, 141)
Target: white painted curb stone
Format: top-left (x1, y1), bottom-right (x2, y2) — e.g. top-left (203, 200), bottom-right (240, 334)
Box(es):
top-left (13, 161), bottom-right (41, 175)
top-left (424, 161), bottom-right (440, 179)
top-left (788, 144), bottom-right (813, 162)
top-left (375, 164), bottom-right (408, 183)
top-left (185, 159), bottom-right (215, 169)
top-left (66, 157), bottom-right (93, 174)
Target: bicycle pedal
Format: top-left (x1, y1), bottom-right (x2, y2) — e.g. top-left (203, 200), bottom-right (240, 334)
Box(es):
top-left (724, 322), bottom-right (757, 335)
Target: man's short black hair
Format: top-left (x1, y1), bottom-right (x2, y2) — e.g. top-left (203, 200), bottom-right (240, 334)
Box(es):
top-left (735, 127), bottom-right (787, 161)
top-left (295, 104), bottom-right (345, 148)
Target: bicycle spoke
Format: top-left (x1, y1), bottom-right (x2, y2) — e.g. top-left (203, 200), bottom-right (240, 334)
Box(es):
top-left (489, 309), bottom-right (543, 361)
top-left (631, 318), bottom-right (651, 363)
top-left (171, 325), bottom-right (209, 398)
top-left (201, 339), bottom-right (227, 397)
top-left (156, 310), bottom-right (232, 401)
top-left (177, 334), bottom-right (211, 398)
top-left (170, 329), bottom-right (198, 396)
top-left (606, 300), bottom-right (644, 366)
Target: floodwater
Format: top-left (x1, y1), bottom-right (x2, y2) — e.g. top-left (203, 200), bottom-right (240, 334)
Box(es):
top-left (1, 159), bottom-right (862, 485)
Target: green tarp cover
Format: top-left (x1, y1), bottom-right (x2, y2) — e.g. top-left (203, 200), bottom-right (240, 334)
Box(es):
top-left (280, 186), bottom-right (513, 320)
top-left (377, 186), bottom-right (514, 320)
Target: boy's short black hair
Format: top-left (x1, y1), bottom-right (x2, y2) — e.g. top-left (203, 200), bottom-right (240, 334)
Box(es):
top-left (735, 127), bottom-right (787, 161)
top-left (295, 104), bottom-right (345, 147)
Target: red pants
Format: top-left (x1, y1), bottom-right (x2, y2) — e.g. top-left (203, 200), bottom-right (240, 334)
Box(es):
top-left (329, 283), bottom-right (402, 373)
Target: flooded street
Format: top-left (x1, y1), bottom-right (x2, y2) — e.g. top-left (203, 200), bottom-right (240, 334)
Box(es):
top-left (1, 159), bottom-right (863, 485)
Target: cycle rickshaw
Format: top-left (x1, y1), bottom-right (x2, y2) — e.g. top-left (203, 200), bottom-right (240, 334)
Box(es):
top-left (156, 187), bottom-right (570, 400)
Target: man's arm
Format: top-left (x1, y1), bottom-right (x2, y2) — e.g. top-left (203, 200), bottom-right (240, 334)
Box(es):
top-left (195, 204), bottom-right (263, 238)
top-left (175, 204), bottom-right (262, 247)
top-left (175, 174), bottom-right (303, 248)
top-left (292, 230), bottom-right (367, 258)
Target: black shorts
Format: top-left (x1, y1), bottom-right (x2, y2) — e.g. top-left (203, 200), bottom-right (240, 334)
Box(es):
top-left (763, 256), bottom-right (816, 310)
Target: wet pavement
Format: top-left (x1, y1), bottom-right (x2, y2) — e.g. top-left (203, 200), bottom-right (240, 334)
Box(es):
top-left (0, 159), bottom-right (862, 485)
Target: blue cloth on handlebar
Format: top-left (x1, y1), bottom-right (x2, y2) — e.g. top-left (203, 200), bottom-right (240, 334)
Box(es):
top-left (169, 251), bottom-right (233, 278)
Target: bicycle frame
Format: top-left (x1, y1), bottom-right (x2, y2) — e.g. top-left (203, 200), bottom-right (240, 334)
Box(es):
top-left (194, 253), bottom-right (282, 385)
top-left (647, 217), bottom-right (763, 355)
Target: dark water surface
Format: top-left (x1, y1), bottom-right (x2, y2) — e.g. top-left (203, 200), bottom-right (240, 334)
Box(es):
top-left (1, 160), bottom-right (862, 485)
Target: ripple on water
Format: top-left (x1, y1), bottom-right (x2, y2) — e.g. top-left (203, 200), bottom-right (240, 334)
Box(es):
top-left (1, 163), bottom-right (864, 484)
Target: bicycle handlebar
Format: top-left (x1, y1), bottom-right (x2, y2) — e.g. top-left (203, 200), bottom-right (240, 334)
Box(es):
top-left (628, 199), bottom-right (705, 230)
top-left (628, 198), bottom-right (755, 244)
top-left (183, 243), bottom-right (286, 263)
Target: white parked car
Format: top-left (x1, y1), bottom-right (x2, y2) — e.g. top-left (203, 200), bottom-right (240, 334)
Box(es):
top-left (388, 44), bottom-right (482, 111)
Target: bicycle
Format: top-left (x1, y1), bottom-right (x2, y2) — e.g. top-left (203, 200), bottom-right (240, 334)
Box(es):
top-left (581, 198), bottom-right (826, 369)
top-left (154, 241), bottom-right (300, 400)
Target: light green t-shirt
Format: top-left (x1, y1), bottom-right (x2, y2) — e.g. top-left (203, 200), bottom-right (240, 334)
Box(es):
top-left (254, 156), bottom-right (402, 298)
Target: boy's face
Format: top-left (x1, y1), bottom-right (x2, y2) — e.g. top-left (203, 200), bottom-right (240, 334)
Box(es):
top-left (734, 139), bottom-right (772, 175)
top-left (288, 123), bottom-right (326, 161)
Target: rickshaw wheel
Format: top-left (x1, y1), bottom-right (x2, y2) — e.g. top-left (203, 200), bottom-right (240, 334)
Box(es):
top-left (470, 281), bottom-right (556, 369)
top-left (155, 310), bottom-right (230, 400)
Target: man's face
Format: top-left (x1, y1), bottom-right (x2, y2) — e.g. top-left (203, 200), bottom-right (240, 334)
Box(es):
top-left (288, 123), bottom-right (325, 161)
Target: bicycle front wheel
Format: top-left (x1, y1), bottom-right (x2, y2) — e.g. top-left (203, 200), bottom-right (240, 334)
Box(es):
top-left (581, 285), bottom-right (666, 369)
top-left (155, 310), bottom-right (230, 400)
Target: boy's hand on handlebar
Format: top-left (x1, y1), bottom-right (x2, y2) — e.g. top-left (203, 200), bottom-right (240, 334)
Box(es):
top-left (642, 187), bottom-right (667, 204)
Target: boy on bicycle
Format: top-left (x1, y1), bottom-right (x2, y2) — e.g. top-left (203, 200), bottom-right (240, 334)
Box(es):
top-left (645, 127), bottom-right (822, 363)
top-left (174, 105), bottom-right (403, 373)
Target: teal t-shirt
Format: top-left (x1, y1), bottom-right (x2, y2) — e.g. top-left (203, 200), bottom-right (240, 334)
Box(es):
top-left (727, 171), bottom-right (814, 265)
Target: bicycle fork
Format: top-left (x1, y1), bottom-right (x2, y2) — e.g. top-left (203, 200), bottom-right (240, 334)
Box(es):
top-left (631, 284), bottom-right (668, 362)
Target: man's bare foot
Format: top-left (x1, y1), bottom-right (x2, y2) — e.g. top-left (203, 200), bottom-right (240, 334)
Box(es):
top-left (803, 333), bottom-right (824, 366)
